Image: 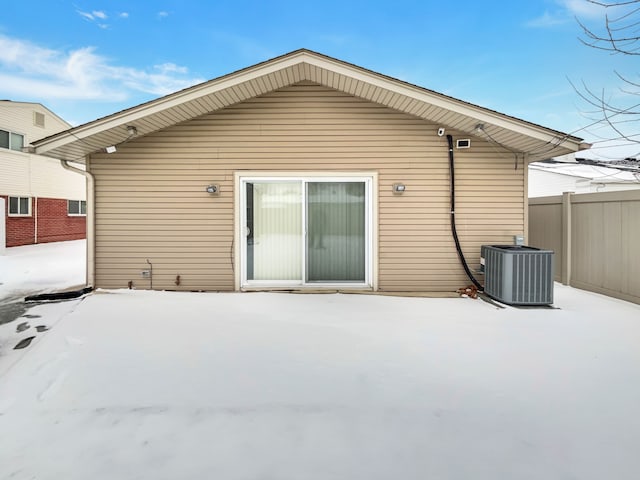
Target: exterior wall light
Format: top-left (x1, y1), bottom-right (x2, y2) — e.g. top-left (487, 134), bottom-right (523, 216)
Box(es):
top-left (392, 183), bottom-right (406, 194)
top-left (205, 184), bottom-right (219, 195)
top-left (105, 145), bottom-right (117, 153)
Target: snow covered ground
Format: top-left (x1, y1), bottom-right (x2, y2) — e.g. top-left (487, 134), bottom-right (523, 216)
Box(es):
top-left (0, 282), bottom-right (639, 479)
top-left (0, 239), bottom-right (85, 325)
top-left (0, 240), bottom-right (639, 479)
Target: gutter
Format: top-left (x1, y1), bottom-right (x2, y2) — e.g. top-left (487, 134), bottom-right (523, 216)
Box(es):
top-left (60, 159), bottom-right (95, 288)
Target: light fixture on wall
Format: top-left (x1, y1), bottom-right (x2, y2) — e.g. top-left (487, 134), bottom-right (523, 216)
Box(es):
top-left (205, 184), bottom-right (219, 195)
top-left (392, 183), bottom-right (406, 194)
top-left (105, 145), bottom-right (117, 153)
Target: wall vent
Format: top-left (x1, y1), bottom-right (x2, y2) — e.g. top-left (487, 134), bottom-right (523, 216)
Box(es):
top-left (481, 245), bottom-right (554, 305)
top-left (34, 111), bottom-right (45, 128)
top-left (456, 139), bottom-right (470, 149)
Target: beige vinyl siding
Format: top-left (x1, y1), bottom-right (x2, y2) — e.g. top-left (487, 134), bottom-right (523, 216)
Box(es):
top-left (1, 102), bottom-right (84, 200)
top-left (91, 82), bottom-right (523, 292)
top-left (0, 102), bottom-right (70, 144)
top-left (0, 152), bottom-right (86, 199)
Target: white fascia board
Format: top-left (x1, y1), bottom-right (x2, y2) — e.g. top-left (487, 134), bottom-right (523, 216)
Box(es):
top-left (34, 50), bottom-right (586, 155)
top-left (33, 52), bottom-right (312, 155)
top-left (300, 55), bottom-right (585, 150)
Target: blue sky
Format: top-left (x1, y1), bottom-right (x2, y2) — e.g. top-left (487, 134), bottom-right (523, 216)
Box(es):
top-left (0, 0), bottom-right (638, 159)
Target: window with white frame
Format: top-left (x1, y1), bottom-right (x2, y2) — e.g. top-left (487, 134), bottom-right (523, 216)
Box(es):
top-left (239, 174), bottom-right (374, 288)
top-left (8, 196), bottom-right (31, 216)
top-left (0, 129), bottom-right (25, 151)
top-left (68, 200), bottom-right (87, 216)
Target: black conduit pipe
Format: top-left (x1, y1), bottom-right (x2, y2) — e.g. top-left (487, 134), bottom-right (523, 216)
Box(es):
top-left (447, 134), bottom-right (483, 291)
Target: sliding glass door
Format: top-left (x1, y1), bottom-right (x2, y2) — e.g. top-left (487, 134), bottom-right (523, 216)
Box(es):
top-left (306, 182), bottom-right (365, 282)
top-left (242, 176), bottom-right (371, 287)
top-left (247, 182), bottom-right (302, 281)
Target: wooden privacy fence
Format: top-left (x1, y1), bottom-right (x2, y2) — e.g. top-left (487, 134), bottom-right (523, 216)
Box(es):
top-left (529, 190), bottom-right (640, 305)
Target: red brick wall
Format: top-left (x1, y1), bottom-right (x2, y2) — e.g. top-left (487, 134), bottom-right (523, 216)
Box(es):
top-left (2, 195), bottom-right (86, 247)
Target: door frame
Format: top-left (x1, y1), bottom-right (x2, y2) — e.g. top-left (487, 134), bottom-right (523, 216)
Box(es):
top-left (234, 171), bottom-right (378, 291)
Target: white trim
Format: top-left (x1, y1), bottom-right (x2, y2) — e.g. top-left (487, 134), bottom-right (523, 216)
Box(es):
top-left (33, 50), bottom-right (587, 160)
top-left (67, 199), bottom-right (87, 216)
top-left (235, 171), bottom-right (377, 291)
top-left (0, 128), bottom-right (25, 152)
top-left (7, 196), bottom-right (31, 217)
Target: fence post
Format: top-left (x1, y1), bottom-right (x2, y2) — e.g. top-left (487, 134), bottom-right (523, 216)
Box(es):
top-left (561, 192), bottom-right (572, 286)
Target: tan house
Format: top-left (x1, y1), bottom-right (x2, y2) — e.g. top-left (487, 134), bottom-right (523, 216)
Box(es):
top-left (32, 50), bottom-right (589, 293)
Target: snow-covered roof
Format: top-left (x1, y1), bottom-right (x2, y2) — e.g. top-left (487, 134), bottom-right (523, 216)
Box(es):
top-left (530, 158), bottom-right (640, 185)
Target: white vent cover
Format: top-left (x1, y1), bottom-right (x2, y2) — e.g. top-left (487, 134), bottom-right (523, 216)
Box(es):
top-left (34, 111), bottom-right (45, 128)
top-left (456, 139), bottom-right (470, 149)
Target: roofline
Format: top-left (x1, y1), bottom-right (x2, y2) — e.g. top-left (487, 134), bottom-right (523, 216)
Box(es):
top-left (32, 49), bottom-right (586, 153)
top-left (1, 100), bottom-right (71, 128)
top-left (529, 163), bottom-right (638, 182)
top-left (528, 164), bottom-right (595, 180)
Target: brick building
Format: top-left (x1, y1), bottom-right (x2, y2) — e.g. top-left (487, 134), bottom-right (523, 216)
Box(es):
top-left (1, 101), bottom-right (86, 249)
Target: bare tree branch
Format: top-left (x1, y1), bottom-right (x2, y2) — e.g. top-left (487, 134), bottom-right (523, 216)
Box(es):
top-left (572, 1), bottom-right (640, 145)
top-left (587, 1), bottom-right (639, 7)
top-left (578, 1), bottom-right (640, 54)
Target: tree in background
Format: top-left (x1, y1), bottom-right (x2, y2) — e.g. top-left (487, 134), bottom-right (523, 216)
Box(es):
top-left (573, 0), bottom-right (640, 148)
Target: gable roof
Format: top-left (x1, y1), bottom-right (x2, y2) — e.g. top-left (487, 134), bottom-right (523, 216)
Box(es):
top-left (31, 49), bottom-right (589, 162)
top-left (0, 100), bottom-right (71, 128)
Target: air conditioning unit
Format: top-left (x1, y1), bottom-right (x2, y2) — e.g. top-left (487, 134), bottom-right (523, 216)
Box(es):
top-left (481, 245), bottom-right (554, 305)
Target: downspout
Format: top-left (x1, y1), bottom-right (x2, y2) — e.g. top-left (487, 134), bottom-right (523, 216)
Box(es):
top-left (60, 158), bottom-right (95, 288)
top-left (446, 134), bottom-right (483, 291)
top-left (34, 197), bottom-right (38, 244)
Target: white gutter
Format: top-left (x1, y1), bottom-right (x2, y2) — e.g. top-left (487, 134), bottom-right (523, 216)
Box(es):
top-left (60, 159), bottom-right (95, 287)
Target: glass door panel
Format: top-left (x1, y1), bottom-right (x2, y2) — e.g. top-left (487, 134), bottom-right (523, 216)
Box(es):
top-left (306, 182), bottom-right (365, 282)
top-left (246, 182), bottom-right (302, 281)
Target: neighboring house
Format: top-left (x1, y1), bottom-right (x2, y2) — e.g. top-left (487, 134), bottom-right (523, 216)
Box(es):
top-left (1, 101), bottom-right (86, 249)
top-left (32, 50), bottom-right (588, 293)
top-left (529, 154), bottom-right (640, 197)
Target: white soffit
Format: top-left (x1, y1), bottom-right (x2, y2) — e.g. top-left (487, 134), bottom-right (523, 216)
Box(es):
top-left (32, 49), bottom-right (589, 162)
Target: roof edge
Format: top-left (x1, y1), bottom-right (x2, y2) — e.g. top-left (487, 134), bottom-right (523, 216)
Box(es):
top-left (32, 48), bottom-right (586, 155)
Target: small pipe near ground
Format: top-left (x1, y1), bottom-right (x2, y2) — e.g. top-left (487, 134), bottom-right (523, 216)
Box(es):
top-left (146, 259), bottom-right (153, 290)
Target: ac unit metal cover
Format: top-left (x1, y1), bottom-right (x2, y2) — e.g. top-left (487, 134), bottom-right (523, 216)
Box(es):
top-left (481, 245), bottom-right (554, 305)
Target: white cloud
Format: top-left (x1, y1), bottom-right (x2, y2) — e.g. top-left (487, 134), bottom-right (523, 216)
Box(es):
top-left (77, 10), bottom-right (95, 21)
top-left (526, 11), bottom-right (569, 28)
top-left (92, 10), bottom-right (108, 20)
top-left (119, 12), bottom-right (129, 18)
top-left (155, 63), bottom-right (188, 75)
top-left (526, 0), bottom-right (606, 28)
top-left (0, 34), bottom-right (205, 101)
top-left (158, 11), bottom-right (169, 19)
top-left (557, 0), bottom-right (603, 19)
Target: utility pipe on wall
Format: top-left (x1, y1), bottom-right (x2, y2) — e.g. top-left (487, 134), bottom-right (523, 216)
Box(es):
top-left (446, 134), bottom-right (483, 291)
top-left (34, 197), bottom-right (38, 244)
